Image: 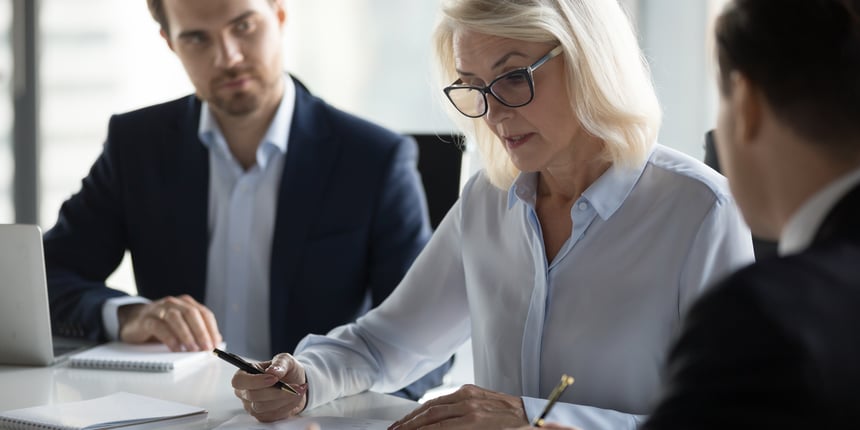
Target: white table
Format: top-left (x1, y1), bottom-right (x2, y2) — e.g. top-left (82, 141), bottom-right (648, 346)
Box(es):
top-left (0, 356), bottom-right (418, 429)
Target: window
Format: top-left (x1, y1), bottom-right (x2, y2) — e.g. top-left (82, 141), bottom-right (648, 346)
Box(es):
top-left (26, 0), bottom-right (733, 292)
top-left (0, 1), bottom-right (12, 223)
top-left (37, 1), bottom-right (457, 292)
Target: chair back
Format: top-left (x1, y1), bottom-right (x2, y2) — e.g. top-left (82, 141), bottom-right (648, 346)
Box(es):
top-left (411, 133), bottom-right (464, 229)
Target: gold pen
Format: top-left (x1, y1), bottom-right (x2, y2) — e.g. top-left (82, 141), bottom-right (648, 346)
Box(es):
top-left (532, 374), bottom-right (575, 427)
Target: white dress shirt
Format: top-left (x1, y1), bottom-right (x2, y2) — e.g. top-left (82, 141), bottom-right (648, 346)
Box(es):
top-left (102, 78), bottom-right (296, 361)
top-left (199, 79), bottom-right (295, 359)
top-left (295, 144), bottom-right (755, 429)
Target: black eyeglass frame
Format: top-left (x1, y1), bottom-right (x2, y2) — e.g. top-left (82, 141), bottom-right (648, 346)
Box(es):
top-left (443, 45), bottom-right (564, 118)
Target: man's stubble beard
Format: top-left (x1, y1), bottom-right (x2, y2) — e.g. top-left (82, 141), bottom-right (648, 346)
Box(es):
top-left (209, 68), bottom-right (280, 117)
top-left (212, 91), bottom-right (260, 117)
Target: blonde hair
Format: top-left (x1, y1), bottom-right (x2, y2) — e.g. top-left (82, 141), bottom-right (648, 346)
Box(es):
top-left (433, 0), bottom-right (662, 190)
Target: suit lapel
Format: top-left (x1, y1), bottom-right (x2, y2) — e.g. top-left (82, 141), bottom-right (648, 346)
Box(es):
top-left (165, 96), bottom-right (209, 301)
top-left (269, 79), bottom-right (340, 348)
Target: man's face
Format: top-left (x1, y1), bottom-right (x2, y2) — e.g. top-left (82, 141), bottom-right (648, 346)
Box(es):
top-left (715, 73), bottom-right (776, 239)
top-left (161, 0), bottom-right (285, 118)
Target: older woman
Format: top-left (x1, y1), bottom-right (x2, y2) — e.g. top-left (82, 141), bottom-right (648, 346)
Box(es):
top-left (231, 0), bottom-right (754, 428)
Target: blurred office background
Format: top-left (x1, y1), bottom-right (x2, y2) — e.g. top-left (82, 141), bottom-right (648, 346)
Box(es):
top-left (0, 0), bottom-right (730, 397)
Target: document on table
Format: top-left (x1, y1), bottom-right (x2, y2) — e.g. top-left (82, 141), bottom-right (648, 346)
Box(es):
top-left (0, 391), bottom-right (206, 429)
top-left (215, 414), bottom-right (391, 429)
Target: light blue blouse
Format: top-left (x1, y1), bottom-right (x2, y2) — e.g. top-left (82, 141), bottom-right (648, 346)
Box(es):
top-left (295, 144), bottom-right (755, 429)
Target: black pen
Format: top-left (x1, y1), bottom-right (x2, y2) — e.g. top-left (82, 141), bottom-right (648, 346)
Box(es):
top-left (212, 348), bottom-right (302, 395)
top-left (532, 374), bottom-right (575, 427)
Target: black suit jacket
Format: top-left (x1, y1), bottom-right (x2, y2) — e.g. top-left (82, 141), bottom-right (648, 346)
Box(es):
top-left (644, 183), bottom-right (860, 428)
top-left (44, 78), bottom-right (448, 398)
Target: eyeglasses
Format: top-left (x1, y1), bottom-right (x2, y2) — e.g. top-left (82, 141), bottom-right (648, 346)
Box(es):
top-left (443, 45), bottom-right (564, 118)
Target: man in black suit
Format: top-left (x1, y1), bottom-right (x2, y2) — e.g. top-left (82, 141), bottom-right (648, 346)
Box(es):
top-left (44, 0), bottom-right (448, 399)
top-left (643, 0), bottom-right (860, 427)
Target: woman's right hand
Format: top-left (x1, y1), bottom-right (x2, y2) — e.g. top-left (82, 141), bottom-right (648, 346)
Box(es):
top-left (506, 424), bottom-right (582, 430)
top-left (231, 352), bottom-right (309, 422)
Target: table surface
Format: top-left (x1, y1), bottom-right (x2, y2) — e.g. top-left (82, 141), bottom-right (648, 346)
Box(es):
top-left (0, 354), bottom-right (418, 429)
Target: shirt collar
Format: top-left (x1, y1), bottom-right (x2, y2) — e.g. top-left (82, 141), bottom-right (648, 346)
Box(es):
top-left (506, 148), bottom-right (651, 221)
top-left (508, 172), bottom-right (538, 209)
top-left (197, 75), bottom-right (296, 169)
top-left (779, 166), bottom-right (860, 256)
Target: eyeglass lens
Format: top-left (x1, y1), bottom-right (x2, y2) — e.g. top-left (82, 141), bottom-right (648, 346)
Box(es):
top-left (447, 70), bottom-right (533, 117)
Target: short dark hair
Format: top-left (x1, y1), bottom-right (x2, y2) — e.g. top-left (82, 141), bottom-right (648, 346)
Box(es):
top-left (716, 0), bottom-right (860, 145)
top-left (146, 0), bottom-right (168, 34)
top-left (146, 0), bottom-right (278, 37)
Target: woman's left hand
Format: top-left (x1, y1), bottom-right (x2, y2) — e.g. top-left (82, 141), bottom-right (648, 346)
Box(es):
top-left (389, 384), bottom-right (528, 429)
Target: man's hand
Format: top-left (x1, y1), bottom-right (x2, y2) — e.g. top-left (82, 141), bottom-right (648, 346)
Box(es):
top-left (390, 384), bottom-right (529, 429)
top-left (232, 353), bottom-right (308, 423)
top-left (118, 294), bottom-right (221, 352)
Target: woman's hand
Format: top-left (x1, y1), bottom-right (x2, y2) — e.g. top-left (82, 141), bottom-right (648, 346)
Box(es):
top-left (231, 353), bottom-right (309, 422)
top-left (389, 384), bottom-right (528, 429)
top-left (505, 424), bottom-right (581, 430)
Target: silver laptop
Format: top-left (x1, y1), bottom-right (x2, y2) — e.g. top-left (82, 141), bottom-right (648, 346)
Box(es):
top-left (0, 224), bottom-right (92, 366)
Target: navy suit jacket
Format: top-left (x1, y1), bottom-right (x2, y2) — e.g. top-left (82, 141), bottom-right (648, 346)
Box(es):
top-left (44, 78), bottom-right (447, 397)
top-left (644, 183), bottom-right (860, 429)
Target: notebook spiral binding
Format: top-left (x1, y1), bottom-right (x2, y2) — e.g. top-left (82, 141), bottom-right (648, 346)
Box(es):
top-left (0, 416), bottom-right (76, 430)
top-left (69, 358), bottom-right (174, 372)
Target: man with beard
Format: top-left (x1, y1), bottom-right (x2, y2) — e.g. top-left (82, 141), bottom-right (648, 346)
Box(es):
top-left (44, 0), bottom-right (448, 400)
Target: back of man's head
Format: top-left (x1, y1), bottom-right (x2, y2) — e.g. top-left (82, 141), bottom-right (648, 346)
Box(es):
top-left (716, 0), bottom-right (860, 152)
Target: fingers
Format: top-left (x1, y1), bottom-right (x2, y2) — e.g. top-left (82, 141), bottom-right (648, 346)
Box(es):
top-left (393, 384), bottom-right (473, 426)
top-left (232, 353), bottom-right (308, 422)
top-left (233, 373), bottom-right (306, 421)
top-left (231, 354), bottom-right (306, 392)
top-left (504, 424), bottom-right (581, 430)
top-left (176, 294), bottom-right (222, 349)
top-left (268, 353), bottom-right (292, 371)
top-left (232, 369), bottom-right (282, 391)
top-left (542, 424), bottom-right (582, 430)
top-left (119, 295), bottom-right (222, 352)
top-left (265, 353), bottom-right (298, 380)
top-left (391, 385), bottom-right (528, 430)
top-left (239, 393), bottom-right (298, 423)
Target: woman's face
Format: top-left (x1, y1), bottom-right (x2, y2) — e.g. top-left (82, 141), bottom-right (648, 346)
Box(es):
top-left (452, 30), bottom-right (584, 173)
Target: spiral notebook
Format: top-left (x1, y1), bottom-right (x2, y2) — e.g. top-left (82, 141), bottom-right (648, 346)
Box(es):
top-left (0, 392), bottom-right (206, 430)
top-left (68, 342), bottom-right (215, 372)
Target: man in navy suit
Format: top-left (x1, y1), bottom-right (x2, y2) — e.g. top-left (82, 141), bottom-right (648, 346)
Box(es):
top-left (643, 0), bottom-right (860, 427)
top-left (44, 0), bottom-right (448, 399)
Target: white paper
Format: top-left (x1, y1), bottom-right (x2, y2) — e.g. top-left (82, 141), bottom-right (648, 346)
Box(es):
top-left (0, 392), bottom-right (206, 429)
top-left (69, 342), bottom-right (216, 372)
top-left (215, 414), bottom-right (391, 430)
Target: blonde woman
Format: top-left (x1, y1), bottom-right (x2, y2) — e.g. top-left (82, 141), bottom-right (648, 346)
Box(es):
top-left (231, 0), bottom-right (754, 428)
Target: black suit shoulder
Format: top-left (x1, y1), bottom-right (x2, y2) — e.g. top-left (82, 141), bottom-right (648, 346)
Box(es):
top-left (291, 84), bottom-right (415, 160)
top-left (104, 95), bottom-right (199, 153)
top-left (112, 94), bottom-right (196, 122)
top-left (645, 243), bottom-right (860, 429)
